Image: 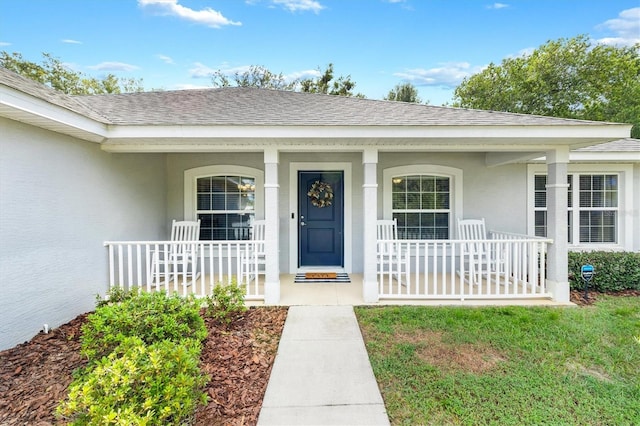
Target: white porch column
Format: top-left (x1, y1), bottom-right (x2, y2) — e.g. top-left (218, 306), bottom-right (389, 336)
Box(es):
top-left (363, 148), bottom-right (379, 303)
top-left (546, 147), bottom-right (570, 303)
top-left (263, 148), bottom-right (280, 304)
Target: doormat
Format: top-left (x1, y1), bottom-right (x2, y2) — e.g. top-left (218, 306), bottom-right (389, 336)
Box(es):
top-left (294, 272), bottom-right (351, 283)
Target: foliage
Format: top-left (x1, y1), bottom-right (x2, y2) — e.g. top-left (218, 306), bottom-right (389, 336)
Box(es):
top-left (95, 286), bottom-right (140, 307)
top-left (81, 291), bottom-right (206, 360)
top-left (204, 280), bottom-right (247, 325)
top-left (1, 51), bottom-right (144, 95)
top-left (384, 82), bottom-right (422, 103)
top-left (211, 64), bottom-right (297, 90)
top-left (299, 63), bottom-right (364, 97)
top-left (452, 35), bottom-right (640, 137)
top-left (356, 299), bottom-right (640, 425)
top-left (56, 336), bottom-right (208, 425)
top-left (568, 251), bottom-right (640, 292)
top-left (211, 62), bottom-right (364, 97)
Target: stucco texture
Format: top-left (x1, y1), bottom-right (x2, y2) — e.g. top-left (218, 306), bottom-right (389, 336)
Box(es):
top-left (0, 118), bottom-right (166, 350)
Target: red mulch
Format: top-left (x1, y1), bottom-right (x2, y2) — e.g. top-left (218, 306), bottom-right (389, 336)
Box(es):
top-left (570, 289), bottom-right (640, 306)
top-left (0, 307), bottom-right (287, 426)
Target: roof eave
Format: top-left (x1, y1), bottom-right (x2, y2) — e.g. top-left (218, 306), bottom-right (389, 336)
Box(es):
top-left (0, 85), bottom-right (108, 143)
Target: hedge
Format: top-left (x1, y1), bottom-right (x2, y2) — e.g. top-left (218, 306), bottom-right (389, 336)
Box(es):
top-left (568, 251), bottom-right (640, 292)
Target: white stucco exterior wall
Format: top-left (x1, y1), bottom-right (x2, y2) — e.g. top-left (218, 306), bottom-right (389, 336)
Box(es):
top-left (378, 152), bottom-right (527, 234)
top-left (0, 118), bottom-right (167, 350)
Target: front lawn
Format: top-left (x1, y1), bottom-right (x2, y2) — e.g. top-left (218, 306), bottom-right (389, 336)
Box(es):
top-left (356, 297), bottom-right (640, 425)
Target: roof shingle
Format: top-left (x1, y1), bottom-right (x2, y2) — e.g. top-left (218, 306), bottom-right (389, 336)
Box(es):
top-left (0, 67), bottom-right (629, 128)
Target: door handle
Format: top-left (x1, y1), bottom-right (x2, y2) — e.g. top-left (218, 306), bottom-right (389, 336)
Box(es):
top-left (300, 221), bottom-right (306, 226)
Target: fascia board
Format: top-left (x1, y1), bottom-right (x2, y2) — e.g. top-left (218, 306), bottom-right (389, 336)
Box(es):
top-left (0, 86), bottom-right (108, 142)
top-left (103, 124), bottom-right (631, 141)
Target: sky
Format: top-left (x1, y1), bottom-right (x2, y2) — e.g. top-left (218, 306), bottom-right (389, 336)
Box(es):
top-left (1, 0), bottom-right (639, 105)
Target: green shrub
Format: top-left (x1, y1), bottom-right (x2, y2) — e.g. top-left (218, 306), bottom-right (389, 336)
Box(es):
top-left (57, 336), bottom-right (208, 425)
top-left (568, 251), bottom-right (640, 292)
top-left (81, 291), bottom-right (207, 360)
top-left (95, 286), bottom-right (140, 307)
top-left (204, 280), bottom-right (247, 325)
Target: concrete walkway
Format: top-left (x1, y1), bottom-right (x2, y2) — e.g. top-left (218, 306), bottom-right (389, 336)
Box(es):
top-left (257, 305), bottom-right (390, 425)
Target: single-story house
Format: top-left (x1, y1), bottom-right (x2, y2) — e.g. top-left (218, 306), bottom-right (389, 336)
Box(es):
top-left (1, 67), bottom-right (637, 350)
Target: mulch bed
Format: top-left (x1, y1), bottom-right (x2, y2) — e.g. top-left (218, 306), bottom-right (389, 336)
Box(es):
top-left (0, 307), bottom-right (287, 426)
top-left (570, 289), bottom-right (640, 306)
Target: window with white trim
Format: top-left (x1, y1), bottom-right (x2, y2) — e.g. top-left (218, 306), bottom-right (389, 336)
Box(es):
top-left (384, 165), bottom-right (462, 240)
top-left (392, 175), bottom-right (450, 239)
top-left (196, 175), bottom-right (256, 240)
top-left (184, 165), bottom-right (264, 241)
top-left (534, 173), bottom-right (618, 244)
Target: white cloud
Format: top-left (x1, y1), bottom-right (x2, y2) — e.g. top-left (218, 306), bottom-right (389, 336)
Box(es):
top-left (393, 62), bottom-right (484, 88)
top-left (0, 41), bottom-right (11, 46)
top-left (505, 47), bottom-right (535, 59)
top-left (272, 0), bottom-right (324, 13)
top-left (189, 62), bottom-right (220, 78)
top-left (596, 7), bottom-right (640, 47)
top-left (61, 39), bottom-right (82, 44)
top-left (285, 69), bottom-right (320, 80)
top-left (486, 3), bottom-right (509, 9)
top-left (88, 62), bottom-right (140, 72)
top-left (156, 54), bottom-right (174, 64)
top-left (138, 0), bottom-right (241, 28)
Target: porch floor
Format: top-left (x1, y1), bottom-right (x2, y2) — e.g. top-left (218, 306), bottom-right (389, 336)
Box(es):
top-left (143, 274), bottom-right (570, 306)
top-left (249, 274), bottom-right (570, 307)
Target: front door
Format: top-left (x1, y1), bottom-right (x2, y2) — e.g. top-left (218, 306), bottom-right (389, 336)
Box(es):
top-left (298, 171), bottom-right (344, 267)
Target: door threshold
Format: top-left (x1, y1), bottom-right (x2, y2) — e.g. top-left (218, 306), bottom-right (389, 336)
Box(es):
top-left (297, 266), bottom-right (346, 273)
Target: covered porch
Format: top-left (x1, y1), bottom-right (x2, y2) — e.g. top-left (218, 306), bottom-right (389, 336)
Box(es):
top-left (93, 93), bottom-right (631, 305)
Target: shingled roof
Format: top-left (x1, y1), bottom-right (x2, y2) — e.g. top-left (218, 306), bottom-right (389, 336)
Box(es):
top-left (575, 138), bottom-right (640, 152)
top-left (78, 87), bottom-right (621, 127)
top-left (0, 67), bottom-right (109, 123)
top-left (0, 67), bottom-right (624, 128)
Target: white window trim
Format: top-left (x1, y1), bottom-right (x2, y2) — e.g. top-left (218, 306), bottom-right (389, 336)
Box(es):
top-left (383, 165), bottom-right (463, 238)
top-left (527, 164), bottom-right (634, 251)
top-left (184, 165), bottom-right (265, 222)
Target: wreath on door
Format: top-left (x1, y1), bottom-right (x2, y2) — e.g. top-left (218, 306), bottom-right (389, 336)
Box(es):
top-left (307, 180), bottom-right (334, 208)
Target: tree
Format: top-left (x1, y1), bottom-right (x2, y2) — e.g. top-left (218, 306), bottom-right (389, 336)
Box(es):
top-left (211, 65), bottom-right (297, 90)
top-left (212, 63), bottom-right (364, 97)
top-left (452, 35), bottom-right (640, 138)
top-left (299, 63), bottom-right (364, 97)
top-left (1, 51), bottom-right (144, 94)
top-left (384, 82), bottom-right (422, 103)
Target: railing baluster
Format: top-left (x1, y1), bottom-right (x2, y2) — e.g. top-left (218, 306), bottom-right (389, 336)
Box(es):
top-left (103, 240), bottom-right (265, 300)
top-left (374, 233), bottom-right (551, 300)
top-left (117, 245), bottom-right (124, 289)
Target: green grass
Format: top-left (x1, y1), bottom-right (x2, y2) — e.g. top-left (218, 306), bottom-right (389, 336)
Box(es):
top-left (356, 297), bottom-right (640, 425)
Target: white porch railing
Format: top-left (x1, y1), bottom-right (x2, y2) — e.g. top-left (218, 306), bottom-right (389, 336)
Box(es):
top-left (378, 232), bottom-right (552, 300)
top-left (104, 240), bottom-right (264, 300)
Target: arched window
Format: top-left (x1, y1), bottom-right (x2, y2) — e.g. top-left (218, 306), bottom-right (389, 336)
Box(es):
top-left (184, 166), bottom-right (264, 240)
top-left (383, 165), bottom-right (462, 240)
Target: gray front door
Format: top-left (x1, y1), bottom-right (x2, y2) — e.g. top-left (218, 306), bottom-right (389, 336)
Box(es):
top-left (298, 171), bottom-right (344, 267)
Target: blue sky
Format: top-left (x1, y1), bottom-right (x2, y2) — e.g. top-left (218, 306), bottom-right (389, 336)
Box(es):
top-left (1, 1), bottom-right (638, 105)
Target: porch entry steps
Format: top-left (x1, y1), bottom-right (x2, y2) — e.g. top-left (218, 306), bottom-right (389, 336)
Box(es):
top-left (294, 272), bottom-right (351, 283)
